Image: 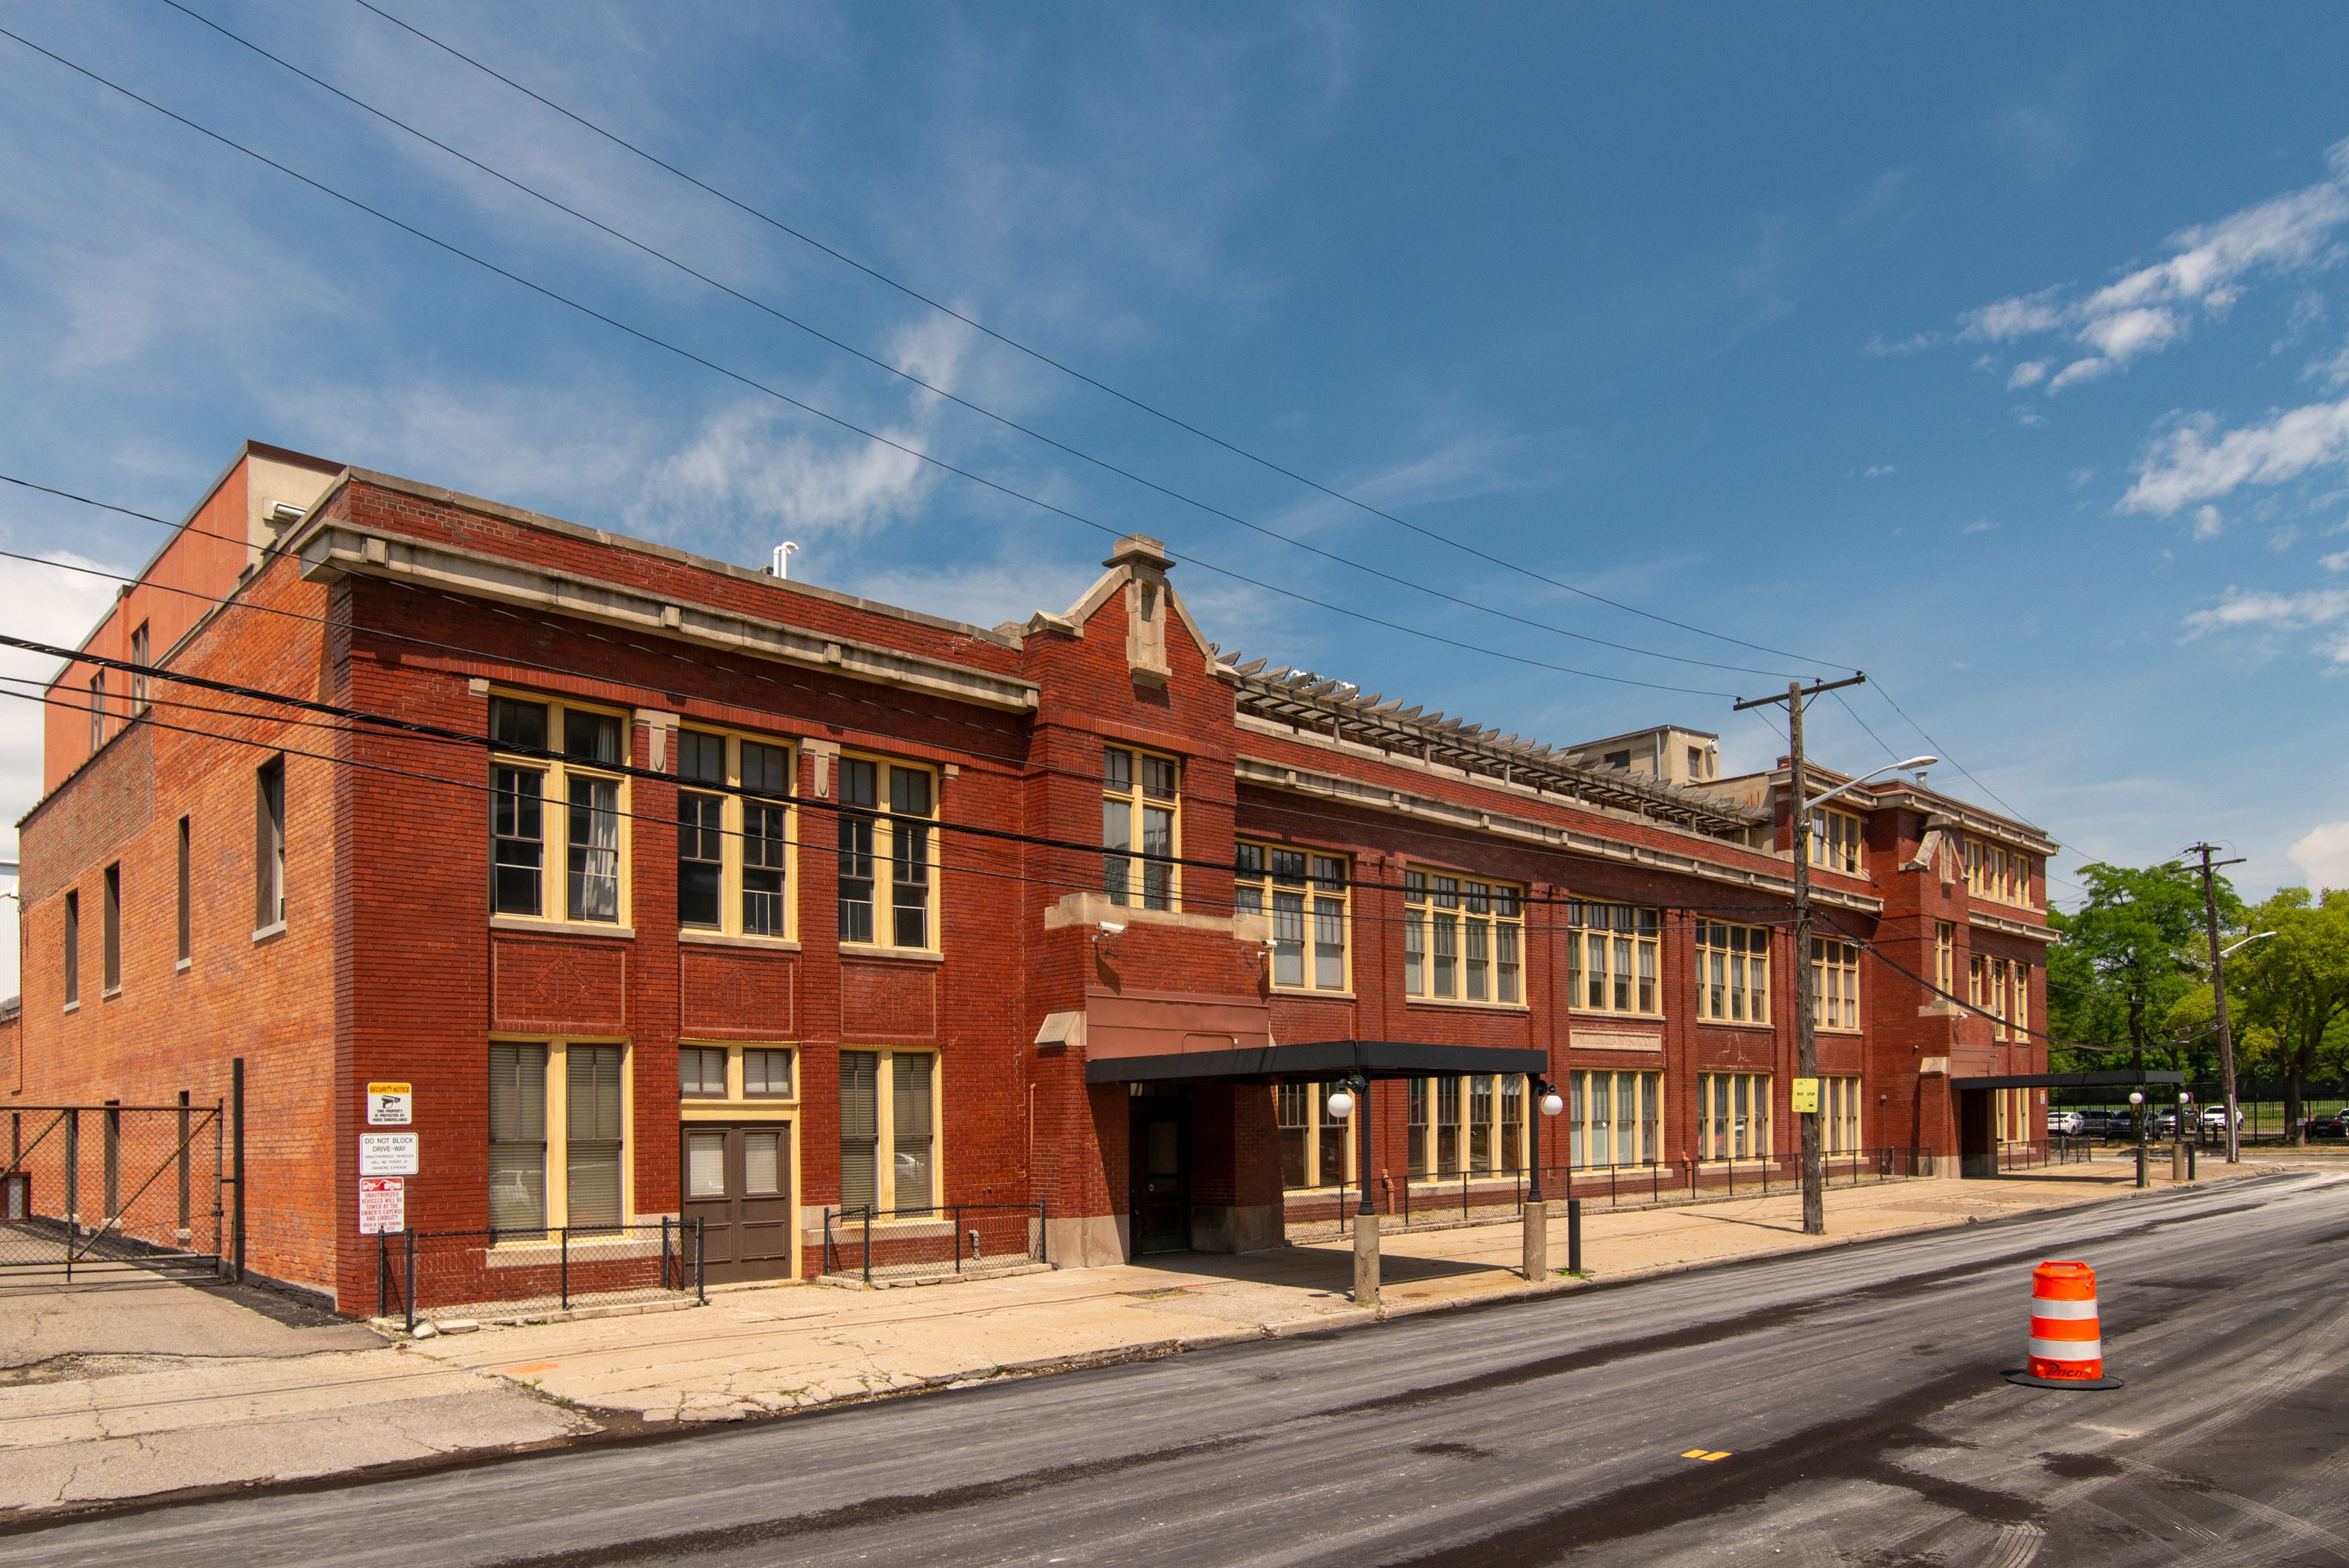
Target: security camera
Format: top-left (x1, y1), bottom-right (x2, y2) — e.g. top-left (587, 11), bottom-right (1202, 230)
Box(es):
top-left (1095, 921), bottom-right (1126, 935)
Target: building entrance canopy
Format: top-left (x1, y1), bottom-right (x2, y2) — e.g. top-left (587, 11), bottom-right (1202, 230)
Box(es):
top-left (1950, 1069), bottom-right (2185, 1092)
top-left (1084, 1040), bottom-right (1549, 1087)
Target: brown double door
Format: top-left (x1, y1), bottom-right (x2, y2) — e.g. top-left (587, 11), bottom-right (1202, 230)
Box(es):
top-left (682, 1123), bottom-right (796, 1283)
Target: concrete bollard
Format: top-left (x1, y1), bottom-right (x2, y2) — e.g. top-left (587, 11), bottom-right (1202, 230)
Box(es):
top-left (1352, 1211), bottom-right (1380, 1307)
top-left (2171, 1141), bottom-right (2189, 1182)
top-left (1521, 1199), bottom-right (1549, 1281)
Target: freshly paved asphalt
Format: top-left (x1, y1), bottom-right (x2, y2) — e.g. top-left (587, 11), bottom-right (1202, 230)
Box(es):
top-left (5, 1170), bottom-right (2344, 1566)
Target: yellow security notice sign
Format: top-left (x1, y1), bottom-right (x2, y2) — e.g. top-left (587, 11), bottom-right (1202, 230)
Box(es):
top-left (1790, 1076), bottom-right (1820, 1115)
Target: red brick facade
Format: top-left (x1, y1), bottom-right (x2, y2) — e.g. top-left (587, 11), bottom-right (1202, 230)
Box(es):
top-left (12, 447), bottom-right (2055, 1311)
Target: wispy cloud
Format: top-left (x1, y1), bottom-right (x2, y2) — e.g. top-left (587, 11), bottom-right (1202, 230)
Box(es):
top-left (1900, 139), bottom-right (2349, 389)
top-left (2123, 397), bottom-right (2349, 514)
top-left (2291, 819), bottom-right (2349, 891)
top-left (2181, 582), bottom-right (2349, 663)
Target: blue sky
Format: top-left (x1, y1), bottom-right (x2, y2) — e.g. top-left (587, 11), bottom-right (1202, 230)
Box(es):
top-left (5, 2), bottom-right (2349, 997)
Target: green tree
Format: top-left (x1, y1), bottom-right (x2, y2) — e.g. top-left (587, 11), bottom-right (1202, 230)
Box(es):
top-left (2227, 888), bottom-right (2349, 1143)
top-left (2047, 862), bottom-right (2229, 1080)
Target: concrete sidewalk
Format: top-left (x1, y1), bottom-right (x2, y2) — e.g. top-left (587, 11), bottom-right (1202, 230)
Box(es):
top-left (0, 1158), bottom-right (2264, 1517)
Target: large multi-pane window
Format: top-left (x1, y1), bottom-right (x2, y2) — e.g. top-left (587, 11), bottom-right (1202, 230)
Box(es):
top-left (1965, 840), bottom-right (2038, 907)
top-left (1565, 902), bottom-right (1661, 1015)
top-left (1568, 1071), bottom-right (1662, 1167)
top-left (1403, 871), bottom-right (1525, 1004)
top-left (1822, 1076), bottom-right (1863, 1154)
top-left (1102, 746), bottom-right (1178, 911)
top-left (1936, 921), bottom-right (1956, 994)
top-left (2011, 961), bottom-right (2030, 1040)
top-left (1812, 938), bottom-right (1862, 1030)
top-left (1402, 1076), bottom-right (1528, 1175)
top-left (487, 1039), bottom-right (628, 1235)
top-left (1694, 921), bottom-right (1770, 1023)
top-left (680, 1043), bottom-right (796, 1101)
top-left (1700, 1072), bottom-right (1773, 1161)
top-left (839, 1049), bottom-right (937, 1214)
top-left (837, 757), bottom-right (936, 950)
top-left (1276, 1082), bottom-right (1355, 1189)
top-left (677, 729), bottom-right (794, 939)
top-left (1235, 842), bottom-right (1348, 992)
top-left (489, 697), bottom-right (626, 925)
top-left (1808, 808), bottom-right (1864, 875)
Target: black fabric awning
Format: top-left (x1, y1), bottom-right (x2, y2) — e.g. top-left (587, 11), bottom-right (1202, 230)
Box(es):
top-left (1084, 1040), bottom-right (1549, 1087)
top-left (1951, 1069), bottom-right (2185, 1091)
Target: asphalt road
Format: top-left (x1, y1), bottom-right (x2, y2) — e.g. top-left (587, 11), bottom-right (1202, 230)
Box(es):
top-left (6, 1171), bottom-right (2345, 1567)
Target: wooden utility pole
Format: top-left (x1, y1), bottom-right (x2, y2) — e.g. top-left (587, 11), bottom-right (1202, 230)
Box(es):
top-left (2185, 842), bottom-right (2246, 1163)
top-left (1734, 673), bottom-right (1867, 1237)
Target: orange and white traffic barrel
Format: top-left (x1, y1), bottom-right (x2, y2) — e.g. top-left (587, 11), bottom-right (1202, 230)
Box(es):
top-left (2004, 1260), bottom-right (2123, 1390)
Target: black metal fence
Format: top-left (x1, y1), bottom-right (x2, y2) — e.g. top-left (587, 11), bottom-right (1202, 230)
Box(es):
top-left (1997, 1136), bottom-right (2095, 1170)
top-left (375, 1220), bottom-right (704, 1332)
top-left (2, 1101), bottom-right (225, 1281)
top-left (1294, 1146), bottom-right (1939, 1235)
top-left (821, 1202), bottom-right (1048, 1285)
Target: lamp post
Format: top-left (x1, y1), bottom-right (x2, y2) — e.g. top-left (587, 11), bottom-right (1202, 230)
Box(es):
top-left (2128, 1090), bottom-right (2146, 1188)
top-left (1326, 1074), bottom-right (1377, 1306)
top-left (1527, 1076), bottom-right (1566, 1202)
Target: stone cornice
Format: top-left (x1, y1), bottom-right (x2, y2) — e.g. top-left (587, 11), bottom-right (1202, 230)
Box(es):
top-left (297, 521), bottom-right (1040, 715)
top-left (1968, 908), bottom-right (2060, 946)
top-left (1235, 755), bottom-right (1882, 915)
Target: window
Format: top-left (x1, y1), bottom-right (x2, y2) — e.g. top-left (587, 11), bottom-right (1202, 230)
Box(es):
top-left (1404, 870), bottom-right (1525, 1004)
top-left (677, 728), bottom-right (795, 939)
top-left (102, 863), bottom-right (121, 993)
top-left (679, 1047), bottom-right (727, 1098)
top-left (1687, 745), bottom-right (1705, 779)
top-left (837, 757), bottom-right (936, 949)
top-left (1700, 1072), bottom-right (1773, 1161)
top-left (1276, 1082), bottom-right (1357, 1189)
top-left (488, 1039), bottom-right (627, 1235)
top-left (1567, 1071), bottom-right (1662, 1168)
top-left (254, 756), bottom-right (285, 931)
top-left (1402, 1075), bottom-right (1530, 1176)
top-left (1812, 937), bottom-right (1861, 1030)
top-left (129, 622), bottom-right (149, 709)
top-left (1603, 749), bottom-right (1631, 770)
top-left (1694, 921), bottom-right (1770, 1023)
top-left (1564, 901), bottom-right (1661, 1015)
top-left (487, 697), bottom-right (627, 925)
top-left (88, 672), bottom-right (104, 752)
top-left (176, 816), bottom-right (191, 964)
top-left (1994, 1087), bottom-right (2030, 1143)
top-left (839, 1049), bottom-right (936, 1213)
top-left (1102, 746), bottom-right (1178, 911)
top-left (1822, 1076), bottom-right (1863, 1154)
top-left (1935, 921), bottom-right (1955, 994)
top-left (1807, 808), bottom-right (1864, 875)
top-left (2012, 961), bottom-right (2030, 1040)
top-left (63, 890), bottom-right (80, 1006)
top-left (1235, 842), bottom-right (1348, 992)
top-left (680, 1043), bottom-right (796, 1101)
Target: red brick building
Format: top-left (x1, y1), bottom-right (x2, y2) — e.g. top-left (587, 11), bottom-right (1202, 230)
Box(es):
top-left (9, 444), bottom-right (2055, 1310)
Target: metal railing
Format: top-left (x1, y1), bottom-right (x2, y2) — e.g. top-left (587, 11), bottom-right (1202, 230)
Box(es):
top-left (375, 1220), bottom-right (703, 1332)
top-left (821, 1202), bottom-right (1047, 1285)
top-left (1290, 1147), bottom-right (1936, 1235)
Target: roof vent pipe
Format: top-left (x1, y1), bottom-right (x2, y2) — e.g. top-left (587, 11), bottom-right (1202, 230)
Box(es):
top-left (770, 542), bottom-right (800, 580)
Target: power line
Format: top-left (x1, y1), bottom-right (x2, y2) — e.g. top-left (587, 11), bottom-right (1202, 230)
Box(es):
top-left (153, 0), bottom-right (1811, 687)
top-left (0, 23), bottom-right (1738, 702)
top-left (344, 0), bottom-right (1845, 672)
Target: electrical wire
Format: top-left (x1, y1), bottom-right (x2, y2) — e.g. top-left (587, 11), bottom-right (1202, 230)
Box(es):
top-left (153, 0), bottom-right (1813, 686)
top-left (0, 23), bottom-right (1741, 701)
top-left (347, 0), bottom-right (1843, 671)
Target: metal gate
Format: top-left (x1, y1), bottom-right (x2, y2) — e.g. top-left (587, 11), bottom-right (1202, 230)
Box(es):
top-left (2, 1098), bottom-right (230, 1282)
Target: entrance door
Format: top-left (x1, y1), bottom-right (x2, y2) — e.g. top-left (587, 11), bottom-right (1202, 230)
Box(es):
top-left (1129, 1098), bottom-right (1189, 1255)
top-left (682, 1124), bottom-right (796, 1282)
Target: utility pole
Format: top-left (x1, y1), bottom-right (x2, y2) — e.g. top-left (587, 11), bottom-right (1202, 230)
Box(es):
top-left (2185, 842), bottom-right (2246, 1163)
top-left (1734, 673), bottom-right (1867, 1238)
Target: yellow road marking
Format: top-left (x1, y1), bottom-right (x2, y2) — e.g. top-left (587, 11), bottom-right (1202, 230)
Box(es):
top-left (1680, 1448), bottom-right (1733, 1462)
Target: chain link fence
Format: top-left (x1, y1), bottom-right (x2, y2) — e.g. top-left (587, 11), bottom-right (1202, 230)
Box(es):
top-left (2, 1102), bottom-right (225, 1281)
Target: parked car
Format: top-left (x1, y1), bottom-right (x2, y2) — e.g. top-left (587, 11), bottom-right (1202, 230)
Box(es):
top-left (2047, 1110), bottom-right (2087, 1137)
top-left (2199, 1105), bottom-right (2241, 1130)
top-left (2304, 1109), bottom-right (2348, 1140)
top-left (2077, 1108), bottom-right (2121, 1137)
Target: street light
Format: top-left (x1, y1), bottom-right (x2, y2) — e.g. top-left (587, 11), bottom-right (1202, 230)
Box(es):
top-left (1527, 1078), bottom-right (1567, 1202)
top-left (2128, 1090), bottom-right (2147, 1188)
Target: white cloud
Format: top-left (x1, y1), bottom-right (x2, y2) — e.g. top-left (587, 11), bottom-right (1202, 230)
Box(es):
top-left (2006, 360), bottom-right (2050, 389)
top-left (1864, 463), bottom-right (1896, 478)
top-left (2271, 524), bottom-right (2303, 551)
top-left (2322, 549), bottom-right (2349, 572)
top-left (2181, 585), bottom-right (2349, 658)
top-left (1937, 139), bottom-right (2349, 387)
top-left (2193, 504), bottom-right (2226, 539)
top-left (1962, 517), bottom-right (1994, 534)
top-left (2123, 396), bottom-right (2349, 514)
top-left (2289, 820), bottom-right (2349, 892)
top-left (2012, 407), bottom-right (2047, 427)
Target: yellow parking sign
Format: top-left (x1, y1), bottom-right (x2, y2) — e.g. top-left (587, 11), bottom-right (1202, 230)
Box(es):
top-left (1790, 1076), bottom-right (1820, 1115)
